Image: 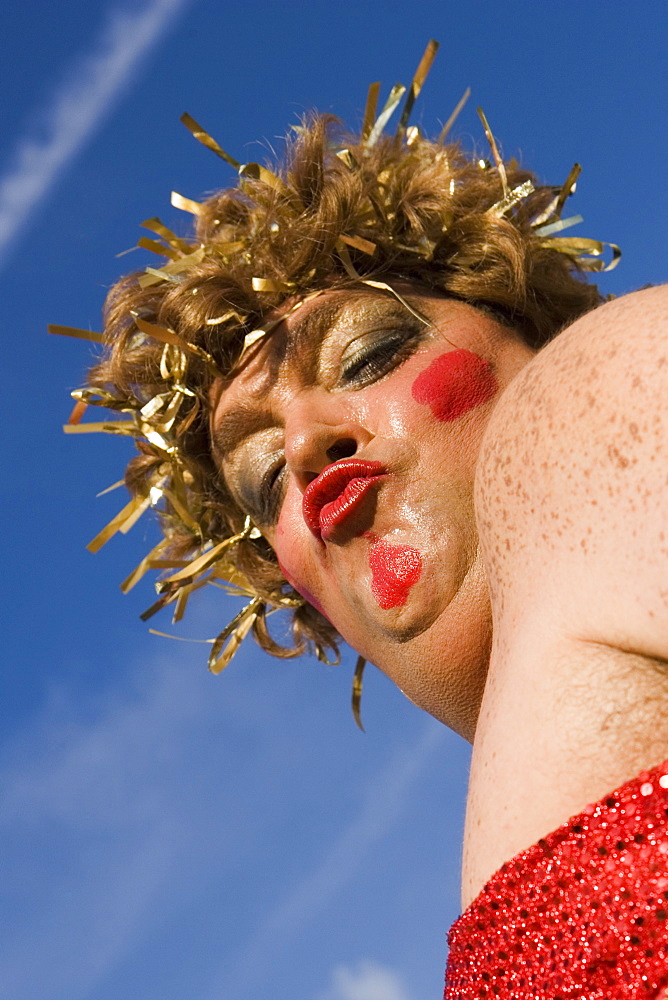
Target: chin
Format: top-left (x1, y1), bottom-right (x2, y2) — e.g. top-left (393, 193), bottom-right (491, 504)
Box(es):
top-left (331, 566), bottom-right (454, 651)
top-left (371, 597), bottom-right (446, 645)
top-left (350, 554), bottom-right (492, 742)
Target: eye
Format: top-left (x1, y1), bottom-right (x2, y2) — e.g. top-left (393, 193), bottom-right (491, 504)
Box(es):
top-left (339, 328), bottom-right (423, 388)
top-left (258, 456), bottom-right (287, 524)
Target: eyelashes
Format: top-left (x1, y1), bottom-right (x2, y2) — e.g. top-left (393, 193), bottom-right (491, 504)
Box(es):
top-left (257, 454), bottom-right (286, 524)
top-left (339, 325), bottom-right (425, 388)
top-left (340, 333), bottom-right (410, 386)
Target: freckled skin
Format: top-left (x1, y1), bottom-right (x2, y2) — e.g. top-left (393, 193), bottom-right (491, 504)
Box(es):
top-left (215, 283), bottom-right (668, 919)
top-left (465, 286), bottom-right (668, 908)
top-left (412, 350), bottom-right (498, 421)
top-left (368, 540), bottom-right (422, 609)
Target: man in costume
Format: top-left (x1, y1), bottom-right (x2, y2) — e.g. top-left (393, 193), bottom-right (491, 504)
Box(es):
top-left (54, 42), bottom-right (668, 997)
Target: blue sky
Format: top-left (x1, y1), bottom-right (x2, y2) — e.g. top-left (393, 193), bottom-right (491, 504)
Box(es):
top-left (1, 2), bottom-right (666, 998)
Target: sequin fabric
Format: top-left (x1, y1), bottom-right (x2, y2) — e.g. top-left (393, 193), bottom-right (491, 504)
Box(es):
top-left (445, 759), bottom-right (668, 999)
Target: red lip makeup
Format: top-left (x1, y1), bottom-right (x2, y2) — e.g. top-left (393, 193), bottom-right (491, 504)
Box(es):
top-left (412, 349), bottom-right (497, 421)
top-left (302, 460), bottom-right (387, 541)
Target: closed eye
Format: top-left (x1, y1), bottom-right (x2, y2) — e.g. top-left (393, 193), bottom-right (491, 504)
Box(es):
top-left (339, 328), bottom-right (424, 388)
top-left (258, 458), bottom-right (286, 524)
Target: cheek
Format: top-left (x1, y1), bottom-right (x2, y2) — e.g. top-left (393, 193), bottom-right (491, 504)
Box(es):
top-left (276, 504), bottom-right (327, 617)
top-left (368, 539), bottom-right (422, 609)
top-left (411, 349), bottom-right (497, 421)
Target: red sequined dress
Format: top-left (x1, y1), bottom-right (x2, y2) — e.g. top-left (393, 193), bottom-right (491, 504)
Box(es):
top-left (445, 759), bottom-right (668, 999)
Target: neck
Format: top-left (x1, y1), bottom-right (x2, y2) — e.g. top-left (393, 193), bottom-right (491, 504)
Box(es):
top-left (395, 553), bottom-right (492, 742)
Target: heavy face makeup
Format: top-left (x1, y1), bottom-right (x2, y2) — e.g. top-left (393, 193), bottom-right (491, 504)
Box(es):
top-left (209, 286), bottom-right (535, 736)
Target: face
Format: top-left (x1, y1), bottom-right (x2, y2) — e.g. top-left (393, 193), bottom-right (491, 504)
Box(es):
top-left (209, 285), bottom-right (535, 738)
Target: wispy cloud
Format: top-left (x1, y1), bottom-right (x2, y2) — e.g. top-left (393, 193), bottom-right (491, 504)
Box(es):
top-left (0, 617), bottom-right (357, 1000)
top-left (0, 655), bottom-right (209, 1000)
top-left (0, 580), bottom-right (449, 1000)
top-left (319, 959), bottom-right (412, 1000)
top-left (0, 0), bottom-right (191, 267)
top-left (207, 720), bottom-right (445, 1000)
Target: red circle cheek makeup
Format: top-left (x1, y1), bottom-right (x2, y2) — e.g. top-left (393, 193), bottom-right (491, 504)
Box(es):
top-left (368, 540), bottom-right (422, 609)
top-left (411, 348), bottom-right (497, 421)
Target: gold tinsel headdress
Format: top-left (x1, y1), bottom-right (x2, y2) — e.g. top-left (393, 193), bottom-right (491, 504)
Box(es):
top-left (51, 41), bottom-right (619, 728)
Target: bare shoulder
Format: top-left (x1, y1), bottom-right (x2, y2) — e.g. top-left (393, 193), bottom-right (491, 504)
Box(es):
top-left (464, 288), bottom-right (668, 903)
top-left (476, 285), bottom-right (668, 659)
top-left (547, 283), bottom-right (668, 367)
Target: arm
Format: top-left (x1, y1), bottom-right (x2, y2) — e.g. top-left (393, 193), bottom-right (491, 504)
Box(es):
top-left (464, 286), bottom-right (668, 904)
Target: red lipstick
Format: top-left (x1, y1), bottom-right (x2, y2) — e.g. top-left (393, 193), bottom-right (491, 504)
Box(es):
top-left (302, 460), bottom-right (387, 541)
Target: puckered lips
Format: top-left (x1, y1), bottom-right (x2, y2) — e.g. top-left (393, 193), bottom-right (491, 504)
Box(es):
top-left (302, 459), bottom-right (387, 542)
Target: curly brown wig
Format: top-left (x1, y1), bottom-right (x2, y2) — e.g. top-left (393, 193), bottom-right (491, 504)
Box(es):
top-left (78, 106), bottom-right (605, 667)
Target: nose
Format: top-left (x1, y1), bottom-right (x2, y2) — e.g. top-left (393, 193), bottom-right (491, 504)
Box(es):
top-left (284, 393), bottom-right (372, 493)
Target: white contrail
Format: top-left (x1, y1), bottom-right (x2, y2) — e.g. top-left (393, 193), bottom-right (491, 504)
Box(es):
top-left (0, 0), bottom-right (191, 267)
